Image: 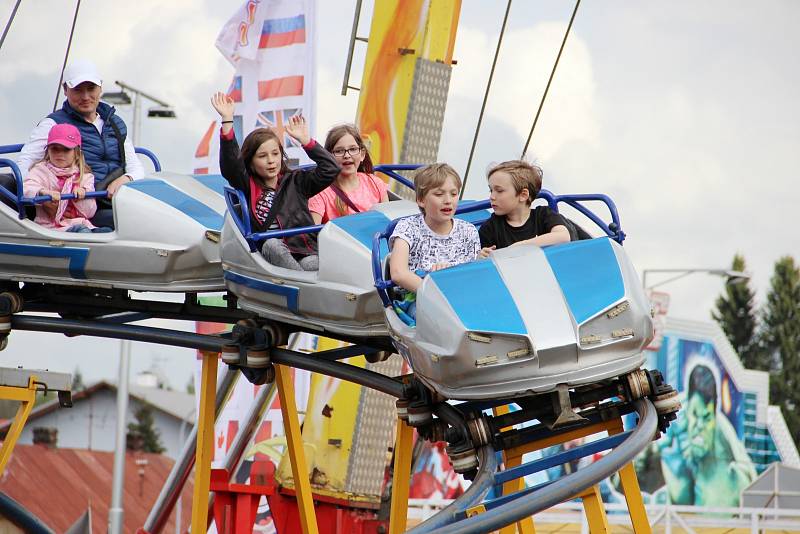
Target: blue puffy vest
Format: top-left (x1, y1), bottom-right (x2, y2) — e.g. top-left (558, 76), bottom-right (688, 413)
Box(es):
top-left (48, 101), bottom-right (127, 184)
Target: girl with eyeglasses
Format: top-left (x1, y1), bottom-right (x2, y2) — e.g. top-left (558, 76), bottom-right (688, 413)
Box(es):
top-left (308, 124), bottom-right (389, 224)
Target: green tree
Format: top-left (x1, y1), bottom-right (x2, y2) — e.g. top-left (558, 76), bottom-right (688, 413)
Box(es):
top-left (127, 404), bottom-right (166, 454)
top-left (71, 366), bottom-right (85, 392)
top-left (185, 375), bottom-right (195, 395)
top-left (761, 256), bottom-right (800, 443)
top-left (712, 254), bottom-right (765, 370)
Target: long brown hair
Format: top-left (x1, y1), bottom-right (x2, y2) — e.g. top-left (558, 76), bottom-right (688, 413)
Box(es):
top-left (240, 128), bottom-right (289, 184)
top-left (324, 124), bottom-right (374, 216)
top-left (324, 124), bottom-right (373, 173)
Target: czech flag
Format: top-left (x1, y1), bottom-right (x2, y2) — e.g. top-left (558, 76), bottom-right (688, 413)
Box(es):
top-left (259, 14), bottom-right (306, 48)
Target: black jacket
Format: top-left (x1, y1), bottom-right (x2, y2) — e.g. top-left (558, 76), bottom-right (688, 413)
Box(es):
top-left (220, 135), bottom-right (340, 255)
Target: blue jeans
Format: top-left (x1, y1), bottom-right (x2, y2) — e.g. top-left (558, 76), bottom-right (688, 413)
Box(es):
top-left (66, 224), bottom-right (113, 233)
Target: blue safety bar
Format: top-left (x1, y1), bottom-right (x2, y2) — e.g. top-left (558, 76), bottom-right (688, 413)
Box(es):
top-left (373, 164), bottom-right (417, 190)
top-left (0, 142), bottom-right (162, 219)
top-left (223, 185), bottom-right (325, 253)
top-left (0, 143), bottom-right (162, 171)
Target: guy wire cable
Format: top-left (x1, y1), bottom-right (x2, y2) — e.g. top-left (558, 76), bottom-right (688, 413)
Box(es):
top-left (52, 0), bottom-right (82, 112)
top-left (521, 0), bottom-right (581, 159)
top-left (0, 0), bottom-right (22, 53)
top-left (460, 0), bottom-right (512, 200)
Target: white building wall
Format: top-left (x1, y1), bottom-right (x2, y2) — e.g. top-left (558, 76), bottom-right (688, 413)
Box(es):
top-left (16, 389), bottom-right (188, 458)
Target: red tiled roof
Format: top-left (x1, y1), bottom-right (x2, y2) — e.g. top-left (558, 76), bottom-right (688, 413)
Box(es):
top-left (0, 444), bottom-right (193, 533)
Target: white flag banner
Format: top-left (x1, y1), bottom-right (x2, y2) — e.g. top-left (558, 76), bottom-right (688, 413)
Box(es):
top-left (193, 0), bottom-right (316, 174)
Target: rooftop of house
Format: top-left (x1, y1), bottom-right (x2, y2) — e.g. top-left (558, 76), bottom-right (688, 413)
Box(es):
top-left (0, 444), bottom-right (193, 532)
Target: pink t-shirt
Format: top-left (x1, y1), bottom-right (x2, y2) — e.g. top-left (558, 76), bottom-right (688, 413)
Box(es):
top-left (308, 172), bottom-right (388, 223)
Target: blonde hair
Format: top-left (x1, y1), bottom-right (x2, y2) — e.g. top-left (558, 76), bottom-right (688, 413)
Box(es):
top-left (39, 145), bottom-right (91, 184)
top-left (488, 160), bottom-right (543, 206)
top-left (413, 163), bottom-right (462, 214)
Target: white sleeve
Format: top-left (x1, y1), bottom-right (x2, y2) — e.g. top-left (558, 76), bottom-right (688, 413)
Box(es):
top-left (122, 136), bottom-right (145, 181)
top-left (16, 118), bottom-right (55, 179)
top-left (389, 216), bottom-right (418, 250)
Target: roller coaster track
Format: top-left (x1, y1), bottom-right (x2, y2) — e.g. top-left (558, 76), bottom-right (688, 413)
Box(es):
top-left (7, 311), bottom-right (674, 533)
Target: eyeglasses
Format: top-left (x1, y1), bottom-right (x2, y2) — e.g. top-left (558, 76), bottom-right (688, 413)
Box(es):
top-left (332, 146), bottom-right (363, 158)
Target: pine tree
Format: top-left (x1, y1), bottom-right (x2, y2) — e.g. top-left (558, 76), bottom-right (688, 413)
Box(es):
top-left (761, 256), bottom-right (800, 443)
top-left (127, 404), bottom-right (166, 454)
top-left (71, 366), bottom-right (85, 392)
top-left (711, 254), bottom-right (765, 370)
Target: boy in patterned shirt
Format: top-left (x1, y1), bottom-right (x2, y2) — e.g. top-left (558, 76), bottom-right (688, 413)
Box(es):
top-left (389, 164), bottom-right (480, 320)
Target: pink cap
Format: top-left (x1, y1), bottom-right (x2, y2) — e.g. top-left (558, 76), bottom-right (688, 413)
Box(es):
top-left (47, 123), bottom-right (82, 149)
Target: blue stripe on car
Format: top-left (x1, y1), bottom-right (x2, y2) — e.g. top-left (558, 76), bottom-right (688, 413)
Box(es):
top-left (128, 179), bottom-right (224, 230)
top-left (331, 211), bottom-right (391, 257)
top-left (430, 260), bottom-right (527, 335)
top-left (192, 174), bottom-right (228, 197)
top-left (543, 237), bottom-right (624, 324)
top-left (0, 243), bottom-right (88, 279)
top-left (224, 270), bottom-right (299, 313)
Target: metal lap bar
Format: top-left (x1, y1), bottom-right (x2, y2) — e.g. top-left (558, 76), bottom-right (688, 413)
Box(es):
top-left (223, 186), bottom-right (255, 250)
top-left (552, 192), bottom-right (625, 243)
top-left (0, 157), bottom-right (26, 219)
top-left (134, 147), bottom-right (162, 171)
top-left (374, 164), bottom-right (418, 190)
top-left (25, 191), bottom-right (109, 204)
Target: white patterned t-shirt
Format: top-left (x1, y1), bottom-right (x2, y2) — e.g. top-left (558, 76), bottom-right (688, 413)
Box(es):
top-left (389, 214), bottom-right (480, 272)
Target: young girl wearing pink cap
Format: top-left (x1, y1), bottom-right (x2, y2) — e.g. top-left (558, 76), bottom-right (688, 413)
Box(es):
top-left (23, 123), bottom-right (110, 233)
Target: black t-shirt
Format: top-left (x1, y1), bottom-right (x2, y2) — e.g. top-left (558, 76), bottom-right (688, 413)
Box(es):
top-left (479, 205), bottom-right (569, 248)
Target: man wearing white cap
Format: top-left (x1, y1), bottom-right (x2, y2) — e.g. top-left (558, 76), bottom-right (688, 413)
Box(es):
top-left (17, 59), bottom-right (144, 227)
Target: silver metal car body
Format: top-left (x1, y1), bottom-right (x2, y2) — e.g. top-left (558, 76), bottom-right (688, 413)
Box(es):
top-left (0, 172), bottom-right (227, 292)
top-left (384, 237), bottom-right (653, 400)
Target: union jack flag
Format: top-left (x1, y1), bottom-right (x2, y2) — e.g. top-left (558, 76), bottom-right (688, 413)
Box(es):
top-left (255, 108), bottom-right (303, 148)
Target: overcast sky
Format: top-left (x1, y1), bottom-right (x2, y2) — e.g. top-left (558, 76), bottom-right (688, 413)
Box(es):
top-left (0, 1), bottom-right (797, 387)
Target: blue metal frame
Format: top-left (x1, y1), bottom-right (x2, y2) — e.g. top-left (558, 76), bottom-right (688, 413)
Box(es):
top-left (223, 187), bottom-right (255, 251)
top-left (0, 142), bottom-right (162, 219)
top-left (373, 164), bottom-right (417, 190)
top-left (0, 142), bottom-right (162, 171)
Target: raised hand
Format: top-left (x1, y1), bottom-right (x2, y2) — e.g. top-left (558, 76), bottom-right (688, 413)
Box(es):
top-left (211, 92), bottom-right (235, 122)
top-left (284, 114), bottom-right (310, 146)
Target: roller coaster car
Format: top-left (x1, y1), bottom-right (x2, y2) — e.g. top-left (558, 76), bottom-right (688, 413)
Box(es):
top-left (0, 147), bottom-right (227, 292)
top-left (221, 164), bottom-right (489, 338)
top-left (372, 182), bottom-right (654, 401)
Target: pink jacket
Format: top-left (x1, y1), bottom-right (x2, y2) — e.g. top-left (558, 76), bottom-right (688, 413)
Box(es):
top-left (23, 161), bottom-right (97, 230)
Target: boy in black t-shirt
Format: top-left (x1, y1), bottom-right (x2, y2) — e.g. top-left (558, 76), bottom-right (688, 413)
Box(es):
top-left (478, 160), bottom-right (571, 257)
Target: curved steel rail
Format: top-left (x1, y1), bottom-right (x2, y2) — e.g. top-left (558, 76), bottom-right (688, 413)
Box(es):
top-left (0, 492), bottom-right (55, 534)
top-left (425, 398), bottom-right (657, 534)
top-left (406, 444), bottom-right (498, 533)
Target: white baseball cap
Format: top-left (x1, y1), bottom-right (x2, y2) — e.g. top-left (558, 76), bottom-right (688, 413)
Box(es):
top-left (63, 59), bottom-right (102, 88)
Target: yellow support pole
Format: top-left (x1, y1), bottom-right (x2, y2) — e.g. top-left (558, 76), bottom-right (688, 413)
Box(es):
top-left (0, 377), bottom-right (37, 475)
top-left (275, 364), bottom-right (319, 534)
top-left (389, 418), bottom-right (414, 534)
top-left (608, 425), bottom-right (652, 534)
top-left (493, 405), bottom-right (535, 534)
top-left (578, 485), bottom-right (610, 533)
top-left (191, 351), bottom-right (218, 534)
